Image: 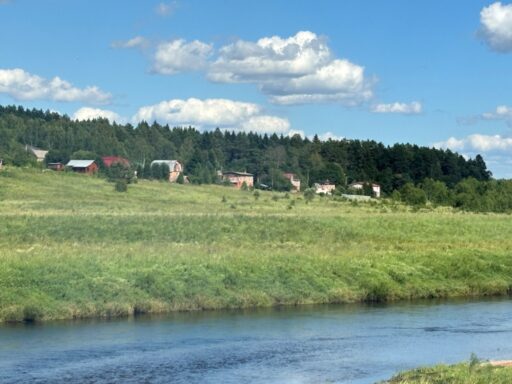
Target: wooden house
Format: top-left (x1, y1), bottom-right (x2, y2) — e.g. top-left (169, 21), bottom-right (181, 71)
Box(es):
top-left (102, 156), bottom-right (130, 168)
top-left (222, 171), bottom-right (254, 189)
top-left (66, 160), bottom-right (98, 174)
top-left (150, 160), bottom-right (183, 182)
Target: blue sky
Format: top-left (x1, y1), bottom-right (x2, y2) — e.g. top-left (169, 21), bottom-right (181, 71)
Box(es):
top-left (1, 0), bottom-right (512, 177)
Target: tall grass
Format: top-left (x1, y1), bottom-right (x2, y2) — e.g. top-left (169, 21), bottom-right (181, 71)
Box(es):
top-left (383, 362), bottom-right (512, 384)
top-left (1, 167), bottom-right (512, 322)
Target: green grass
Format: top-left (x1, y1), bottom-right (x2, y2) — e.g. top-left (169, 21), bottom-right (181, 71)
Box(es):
top-left (1, 167), bottom-right (512, 322)
top-left (383, 363), bottom-right (512, 384)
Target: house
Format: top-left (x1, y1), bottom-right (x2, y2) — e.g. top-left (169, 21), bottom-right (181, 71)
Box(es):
top-left (150, 160), bottom-right (183, 182)
top-left (102, 156), bottom-right (130, 168)
top-left (349, 181), bottom-right (381, 198)
top-left (66, 160), bottom-right (98, 174)
top-left (47, 162), bottom-right (64, 171)
top-left (314, 181), bottom-right (336, 195)
top-left (222, 171), bottom-right (254, 189)
top-left (283, 173), bottom-right (301, 192)
top-left (26, 145), bottom-right (48, 162)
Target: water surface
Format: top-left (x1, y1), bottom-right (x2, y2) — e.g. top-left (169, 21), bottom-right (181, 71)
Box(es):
top-left (1, 298), bottom-right (511, 383)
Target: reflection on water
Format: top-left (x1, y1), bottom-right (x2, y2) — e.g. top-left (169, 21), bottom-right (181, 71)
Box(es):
top-left (0, 298), bottom-right (511, 383)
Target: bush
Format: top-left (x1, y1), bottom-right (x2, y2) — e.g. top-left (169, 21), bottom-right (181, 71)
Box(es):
top-left (115, 179), bottom-right (128, 192)
top-left (400, 183), bottom-right (426, 206)
top-left (304, 188), bottom-right (316, 203)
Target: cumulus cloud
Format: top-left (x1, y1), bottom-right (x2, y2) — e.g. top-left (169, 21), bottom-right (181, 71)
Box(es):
top-left (133, 97), bottom-right (290, 134)
top-left (208, 31), bottom-right (373, 105)
top-left (111, 36), bottom-right (149, 49)
top-left (73, 107), bottom-right (123, 123)
top-left (372, 101), bottom-right (422, 114)
top-left (479, 2), bottom-right (512, 52)
top-left (152, 39), bottom-right (213, 74)
top-left (0, 68), bottom-right (111, 104)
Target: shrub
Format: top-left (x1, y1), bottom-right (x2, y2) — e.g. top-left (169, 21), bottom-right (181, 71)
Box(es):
top-left (115, 179), bottom-right (128, 192)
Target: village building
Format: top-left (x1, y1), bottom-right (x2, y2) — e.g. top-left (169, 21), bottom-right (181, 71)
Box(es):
top-left (26, 145), bottom-right (48, 162)
top-left (222, 171), bottom-right (254, 189)
top-left (349, 181), bottom-right (381, 198)
top-left (314, 181), bottom-right (336, 195)
top-left (66, 160), bottom-right (98, 174)
top-left (150, 160), bottom-right (183, 182)
top-left (283, 173), bottom-right (301, 192)
top-left (102, 156), bottom-right (130, 168)
top-left (47, 162), bottom-right (64, 171)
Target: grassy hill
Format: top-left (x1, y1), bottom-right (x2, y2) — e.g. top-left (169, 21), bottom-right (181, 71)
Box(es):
top-left (1, 167), bottom-right (512, 322)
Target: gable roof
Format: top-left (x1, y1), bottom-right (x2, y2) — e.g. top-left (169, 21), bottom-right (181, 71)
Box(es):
top-left (223, 171), bottom-right (253, 177)
top-left (27, 146), bottom-right (48, 160)
top-left (66, 160), bottom-right (95, 168)
top-left (102, 156), bottom-right (129, 168)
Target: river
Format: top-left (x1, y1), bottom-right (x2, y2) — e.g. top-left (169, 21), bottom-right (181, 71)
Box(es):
top-left (1, 298), bottom-right (511, 383)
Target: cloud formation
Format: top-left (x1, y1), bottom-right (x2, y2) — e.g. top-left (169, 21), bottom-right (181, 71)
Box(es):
top-left (0, 68), bottom-right (111, 104)
top-left (73, 107), bottom-right (123, 123)
top-left (434, 133), bottom-right (512, 153)
top-left (208, 31), bottom-right (373, 105)
top-left (133, 97), bottom-right (290, 133)
top-left (111, 36), bottom-right (148, 49)
top-left (152, 39), bottom-right (213, 74)
top-left (480, 2), bottom-right (512, 52)
top-left (482, 105), bottom-right (512, 126)
top-left (372, 101), bottom-right (422, 114)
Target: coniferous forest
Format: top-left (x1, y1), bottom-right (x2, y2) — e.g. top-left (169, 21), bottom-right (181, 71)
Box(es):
top-left (0, 105), bottom-right (491, 196)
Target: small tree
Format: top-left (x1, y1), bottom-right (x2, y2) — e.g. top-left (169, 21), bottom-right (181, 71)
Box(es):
top-left (400, 183), bottom-right (427, 206)
top-left (176, 172), bottom-right (185, 184)
top-left (304, 188), bottom-right (316, 203)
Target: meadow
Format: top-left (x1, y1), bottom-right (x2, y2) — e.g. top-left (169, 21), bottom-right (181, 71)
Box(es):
top-left (383, 362), bottom-right (512, 384)
top-left (1, 167), bottom-right (512, 322)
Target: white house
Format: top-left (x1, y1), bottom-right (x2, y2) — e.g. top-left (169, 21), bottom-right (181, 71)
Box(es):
top-left (314, 181), bottom-right (336, 195)
top-left (349, 181), bottom-right (381, 198)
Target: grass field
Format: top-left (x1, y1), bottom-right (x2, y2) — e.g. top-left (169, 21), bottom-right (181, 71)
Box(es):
top-left (383, 362), bottom-right (512, 383)
top-left (1, 167), bottom-right (512, 322)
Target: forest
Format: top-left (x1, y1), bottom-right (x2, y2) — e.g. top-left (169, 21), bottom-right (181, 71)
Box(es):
top-left (0, 105), bottom-right (492, 196)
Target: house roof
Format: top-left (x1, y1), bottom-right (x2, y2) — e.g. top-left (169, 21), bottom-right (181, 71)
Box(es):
top-left (349, 181), bottom-right (381, 187)
top-left (223, 171), bottom-right (253, 176)
top-left (66, 160), bottom-right (96, 168)
top-left (102, 156), bottom-right (129, 167)
top-left (151, 160), bottom-right (182, 171)
top-left (27, 146), bottom-right (48, 160)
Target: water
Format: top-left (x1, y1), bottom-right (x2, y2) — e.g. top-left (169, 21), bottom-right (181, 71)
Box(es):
top-left (1, 298), bottom-right (512, 383)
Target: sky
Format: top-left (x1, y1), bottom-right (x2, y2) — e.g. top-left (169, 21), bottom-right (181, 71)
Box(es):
top-left (1, 1), bottom-right (512, 177)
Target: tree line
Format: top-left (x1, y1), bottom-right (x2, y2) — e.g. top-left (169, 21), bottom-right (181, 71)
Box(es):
top-left (0, 104), bottom-right (492, 198)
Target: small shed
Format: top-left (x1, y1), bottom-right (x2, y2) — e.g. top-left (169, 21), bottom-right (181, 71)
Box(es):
top-left (150, 160), bottom-right (183, 182)
top-left (47, 162), bottom-right (64, 171)
top-left (283, 173), bottom-right (301, 192)
top-left (66, 160), bottom-right (98, 174)
top-left (349, 181), bottom-right (381, 198)
top-left (222, 171), bottom-right (254, 189)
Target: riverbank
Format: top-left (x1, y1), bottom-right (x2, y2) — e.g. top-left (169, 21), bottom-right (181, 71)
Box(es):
top-left (1, 167), bottom-right (512, 322)
top-left (384, 361), bottom-right (512, 383)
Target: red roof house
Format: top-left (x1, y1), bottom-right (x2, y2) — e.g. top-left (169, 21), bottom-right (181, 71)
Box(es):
top-left (102, 156), bottom-right (130, 168)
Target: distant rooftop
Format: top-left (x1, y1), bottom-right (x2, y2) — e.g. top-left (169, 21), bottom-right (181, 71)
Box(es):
top-left (66, 160), bottom-right (95, 168)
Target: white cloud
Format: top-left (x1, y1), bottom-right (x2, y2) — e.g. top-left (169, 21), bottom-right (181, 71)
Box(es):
top-left (316, 131), bottom-right (345, 141)
top-left (73, 107), bottom-right (123, 123)
top-left (434, 133), bottom-right (512, 152)
top-left (0, 68), bottom-right (111, 104)
top-left (239, 115), bottom-right (290, 133)
top-left (133, 98), bottom-right (291, 133)
top-left (372, 101), bottom-right (422, 114)
top-left (155, 1), bottom-right (178, 16)
top-left (482, 105), bottom-right (512, 126)
top-left (208, 31), bottom-right (373, 105)
top-left (152, 39), bottom-right (213, 74)
top-left (111, 36), bottom-right (148, 49)
top-left (480, 2), bottom-right (512, 52)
